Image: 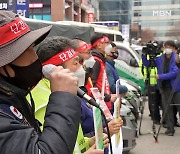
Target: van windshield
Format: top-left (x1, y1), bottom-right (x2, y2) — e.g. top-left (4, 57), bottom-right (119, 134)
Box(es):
top-left (117, 48), bottom-right (134, 65)
top-left (116, 46), bottom-right (139, 67)
top-left (116, 35), bottom-right (123, 42)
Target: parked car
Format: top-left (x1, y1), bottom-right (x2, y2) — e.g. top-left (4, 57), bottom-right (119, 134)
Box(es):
top-left (120, 79), bottom-right (143, 121)
top-left (120, 104), bottom-right (137, 153)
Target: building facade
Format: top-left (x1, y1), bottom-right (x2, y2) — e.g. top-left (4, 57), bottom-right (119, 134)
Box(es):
top-left (3, 0), bottom-right (99, 22)
top-left (29, 0), bottom-right (51, 20)
top-left (98, 0), bottom-right (132, 42)
top-left (133, 0), bottom-right (180, 42)
top-left (29, 0), bottom-right (99, 22)
top-left (99, 0), bottom-right (132, 27)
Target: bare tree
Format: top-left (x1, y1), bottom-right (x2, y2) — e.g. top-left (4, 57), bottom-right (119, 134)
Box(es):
top-left (165, 22), bottom-right (180, 41)
top-left (141, 28), bottom-right (155, 43)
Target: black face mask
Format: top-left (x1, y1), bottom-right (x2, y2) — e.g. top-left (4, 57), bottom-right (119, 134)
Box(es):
top-left (111, 50), bottom-right (119, 59)
top-left (0, 59), bottom-right (42, 92)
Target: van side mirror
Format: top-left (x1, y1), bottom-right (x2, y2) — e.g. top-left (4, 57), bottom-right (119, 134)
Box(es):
top-left (130, 58), bottom-right (138, 67)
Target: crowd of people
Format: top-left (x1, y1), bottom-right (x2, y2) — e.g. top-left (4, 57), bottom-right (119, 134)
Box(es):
top-left (1, 9), bottom-right (179, 154)
top-left (0, 11), bottom-right (126, 153)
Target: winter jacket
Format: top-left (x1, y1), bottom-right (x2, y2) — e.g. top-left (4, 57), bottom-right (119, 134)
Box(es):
top-left (142, 52), bottom-right (180, 92)
top-left (0, 82), bottom-right (81, 154)
top-left (80, 98), bottom-right (94, 135)
top-left (106, 59), bottom-right (128, 94)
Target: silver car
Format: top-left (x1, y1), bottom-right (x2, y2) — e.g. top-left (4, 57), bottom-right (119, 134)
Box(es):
top-left (121, 104), bottom-right (137, 153)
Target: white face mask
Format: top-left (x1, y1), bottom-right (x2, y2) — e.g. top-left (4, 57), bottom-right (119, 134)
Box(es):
top-left (83, 56), bottom-right (96, 68)
top-left (74, 65), bottom-right (86, 87)
top-left (104, 44), bottom-right (112, 54)
top-left (164, 48), bottom-right (173, 54)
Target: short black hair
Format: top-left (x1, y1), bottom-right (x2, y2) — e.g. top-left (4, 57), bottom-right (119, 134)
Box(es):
top-left (90, 33), bottom-right (108, 47)
top-left (72, 38), bottom-right (85, 49)
top-left (110, 42), bottom-right (116, 48)
top-left (164, 40), bottom-right (177, 49)
top-left (37, 36), bottom-right (77, 63)
top-left (73, 37), bottom-right (85, 42)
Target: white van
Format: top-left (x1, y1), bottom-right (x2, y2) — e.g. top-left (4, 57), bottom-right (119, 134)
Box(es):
top-left (20, 17), bottom-right (94, 43)
top-left (60, 21), bottom-right (123, 42)
top-left (114, 42), bottom-right (145, 92)
top-left (131, 44), bottom-right (143, 56)
top-left (94, 27), bottom-right (123, 42)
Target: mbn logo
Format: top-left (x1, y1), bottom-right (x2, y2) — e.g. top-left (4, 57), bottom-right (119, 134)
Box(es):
top-left (153, 10), bottom-right (171, 16)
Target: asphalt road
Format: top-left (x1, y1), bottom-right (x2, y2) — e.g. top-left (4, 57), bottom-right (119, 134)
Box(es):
top-left (129, 101), bottom-right (180, 154)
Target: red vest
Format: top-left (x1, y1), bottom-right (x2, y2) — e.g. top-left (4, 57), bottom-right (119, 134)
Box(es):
top-left (93, 56), bottom-right (112, 109)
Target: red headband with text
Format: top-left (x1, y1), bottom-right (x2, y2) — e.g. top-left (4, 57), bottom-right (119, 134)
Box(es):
top-left (0, 17), bottom-right (30, 46)
top-left (92, 36), bottom-right (109, 48)
top-left (42, 48), bottom-right (77, 66)
top-left (76, 43), bottom-right (92, 53)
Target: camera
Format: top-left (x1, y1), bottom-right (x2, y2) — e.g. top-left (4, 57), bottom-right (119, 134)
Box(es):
top-left (142, 41), bottom-right (161, 57)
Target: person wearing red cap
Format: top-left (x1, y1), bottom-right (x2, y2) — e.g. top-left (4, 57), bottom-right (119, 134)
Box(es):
top-left (0, 11), bottom-right (81, 153)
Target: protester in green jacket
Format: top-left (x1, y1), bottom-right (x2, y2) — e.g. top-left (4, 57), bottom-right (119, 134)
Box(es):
top-left (28, 36), bottom-right (109, 154)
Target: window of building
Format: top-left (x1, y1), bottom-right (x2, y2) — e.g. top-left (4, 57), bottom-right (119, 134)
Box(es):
top-left (99, 1), bottom-right (120, 10)
top-left (134, 1), bottom-right (141, 6)
top-left (134, 12), bottom-right (141, 17)
top-left (141, 0), bottom-right (180, 5)
top-left (138, 20), bottom-right (180, 27)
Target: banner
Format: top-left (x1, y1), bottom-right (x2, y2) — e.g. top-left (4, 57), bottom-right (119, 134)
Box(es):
top-left (88, 13), bottom-right (94, 23)
top-left (16, 0), bottom-right (29, 17)
top-left (122, 24), bottom-right (130, 42)
top-left (109, 79), bottom-right (123, 153)
top-left (93, 105), bottom-right (104, 150)
top-left (110, 128), bottom-right (123, 154)
top-left (0, 0), bottom-right (8, 10)
top-left (90, 87), bottom-right (113, 121)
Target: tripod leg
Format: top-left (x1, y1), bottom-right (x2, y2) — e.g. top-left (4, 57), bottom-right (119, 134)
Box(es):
top-left (138, 96), bottom-right (145, 135)
top-left (155, 89), bottom-right (175, 140)
top-left (148, 85), bottom-right (159, 142)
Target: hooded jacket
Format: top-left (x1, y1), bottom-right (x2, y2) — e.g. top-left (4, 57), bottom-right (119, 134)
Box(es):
top-left (106, 59), bottom-right (128, 94)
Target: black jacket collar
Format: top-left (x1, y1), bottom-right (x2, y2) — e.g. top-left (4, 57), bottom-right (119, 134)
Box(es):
top-left (91, 49), bottom-right (106, 63)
